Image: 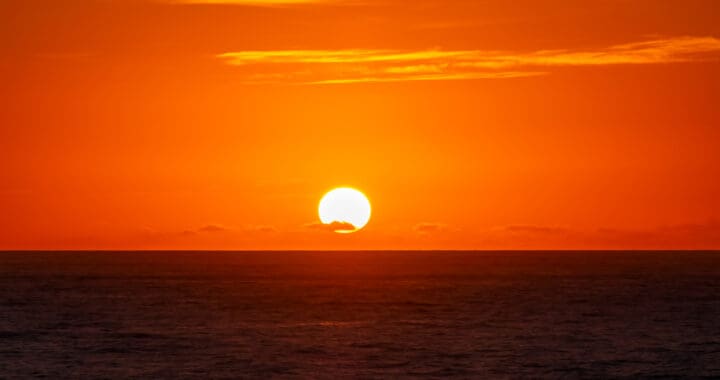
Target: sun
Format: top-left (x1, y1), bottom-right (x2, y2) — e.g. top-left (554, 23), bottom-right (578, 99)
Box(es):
top-left (318, 187), bottom-right (371, 233)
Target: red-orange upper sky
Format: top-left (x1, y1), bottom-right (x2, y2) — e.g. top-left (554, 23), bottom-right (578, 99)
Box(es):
top-left (1, 0), bottom-right (719, 250)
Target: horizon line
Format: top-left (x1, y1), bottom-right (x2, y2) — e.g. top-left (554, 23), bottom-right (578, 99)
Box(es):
top-left (1, 249), bottom-right (719, 253)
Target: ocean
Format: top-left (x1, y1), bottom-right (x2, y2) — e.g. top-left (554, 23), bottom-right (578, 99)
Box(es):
top-left (1, 251), bottom-right (719, 379)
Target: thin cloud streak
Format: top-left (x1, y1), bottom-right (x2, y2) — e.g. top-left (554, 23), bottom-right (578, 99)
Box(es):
top-left (307, 71), bottom-right (545, 85)
top-left (218, 37), bottom-right (720, 84)
top-left (219, 50), bottom-right (481, 65)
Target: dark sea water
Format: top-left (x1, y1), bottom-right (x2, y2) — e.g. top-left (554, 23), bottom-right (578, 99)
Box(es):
top-left (1, 251), bottom-right (719, 379)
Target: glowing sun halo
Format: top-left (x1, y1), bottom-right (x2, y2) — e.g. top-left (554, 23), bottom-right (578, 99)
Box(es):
top-left (318, 188), bottom-right (371, 233)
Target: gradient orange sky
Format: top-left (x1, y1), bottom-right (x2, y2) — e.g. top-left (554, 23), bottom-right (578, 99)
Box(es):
top-left (2, 0), bottom-right (719, 250)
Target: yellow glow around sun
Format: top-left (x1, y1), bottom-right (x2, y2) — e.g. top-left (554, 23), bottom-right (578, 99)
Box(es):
top-left (318, 188), bottom-right (371, 233)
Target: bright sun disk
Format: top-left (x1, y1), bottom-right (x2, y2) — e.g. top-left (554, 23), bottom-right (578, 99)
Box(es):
top-left (318, 187), bottom-right (371, 233)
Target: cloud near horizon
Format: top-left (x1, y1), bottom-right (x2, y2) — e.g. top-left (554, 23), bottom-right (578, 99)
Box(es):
top-left (486, 221), bottom-right (720, 250)
top-left (414, 223), bottom-right (450, 234)
top-left (218, 37), bottom-right (720, 84)
top-left (305, 221), bottom-right (358, 233)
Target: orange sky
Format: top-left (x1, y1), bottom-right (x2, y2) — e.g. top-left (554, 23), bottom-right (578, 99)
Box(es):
top-left (1, 0), bottom-right (719, 250)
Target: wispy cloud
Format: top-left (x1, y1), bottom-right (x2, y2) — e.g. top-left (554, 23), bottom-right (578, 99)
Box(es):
top-left (218, 36), bottom-right (720, 84)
